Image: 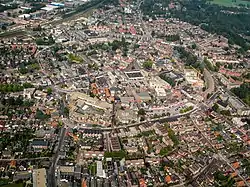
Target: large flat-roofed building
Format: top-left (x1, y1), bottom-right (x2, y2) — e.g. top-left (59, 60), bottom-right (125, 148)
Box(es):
top-left (96, 161), bottom-right (105, 178)
top-left (110, 136), bottom-right (121, 151)
top-left (124, 70), bottom-right (144, 80)
top-left (33, 168), bottom-right (47, 187)
top-left (228, 97), bottom-right (250, 116)
top-left (184, 69), bottom-right (204, 88)
top-left (71, 92), bottom-right (112, 111)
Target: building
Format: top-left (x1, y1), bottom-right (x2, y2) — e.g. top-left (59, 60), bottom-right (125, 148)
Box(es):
top-left (218, 74), bottom-right (241, 89)
top-left (120, 97), bottom-right (135, 108)
top-left (71, 92), bottom-right (112, 111)
top-left (60, 166), bottom-right (74, 176)
top-left (31, 139), bottom-right (49, 152)
top-left (228, 96), bottom-right (250, 116)
top-left (33, 168), bottom-right (47, 187)
top-left (110, 136), bottom-right (121, 151)
top-left (184, 69), bottom-right (204, 88)
top-left (96, 161), bottom-right (105, 178)
top-left (125, 159), bottom-right (144, 167)
top-left (124, 70), bottom-right (144, 80)
top-left (117, 109), bottom-right (137, 123)
top-left (137, 92), bottom-right (151, 102)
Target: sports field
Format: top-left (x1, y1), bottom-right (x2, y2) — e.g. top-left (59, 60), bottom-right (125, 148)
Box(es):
top-left (211, 0), bottom-right (250, 6)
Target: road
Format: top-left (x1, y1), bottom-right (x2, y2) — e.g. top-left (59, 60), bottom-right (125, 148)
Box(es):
top-left (74, 106), bottom-right (198, 131)
top-left (0, 157), bottom-right (49, 161)
top-left (48, 126), bottom-right (67, 187)
top-left (203, 68), bottom-right (215, 97)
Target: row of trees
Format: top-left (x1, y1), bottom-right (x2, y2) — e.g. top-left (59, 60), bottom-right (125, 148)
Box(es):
top-left (0, 83), bottom-right (34, 93)
top-left (165, 34), bottom-right (180, 42)
top-left (0, 4), bottom-right (18, 13)
top-left (36, 35), bottom-right (55, 46)
top-left (140, 0), bottom-right (250, 52)
top-left (1, 96), bottom-right (34, 107)
top-left (174, 46), bottom-right (204, 71)
top-left (62, 0), bottom-right (110, 19)
top-left (171, 0), bottom-right (250, 52)
top-left (231, 83), bottom-right (250, 106)
top-left (203, 57), bottom-right (220, 72)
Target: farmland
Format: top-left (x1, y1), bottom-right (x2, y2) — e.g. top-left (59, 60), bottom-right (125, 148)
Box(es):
top-left (211, 0), bottom-right (250, 7)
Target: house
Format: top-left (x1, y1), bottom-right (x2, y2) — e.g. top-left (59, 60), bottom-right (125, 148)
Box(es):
top-left (2, 150), bottom-right (11, 158)
top-left (23, 88), bottom-right (35, 99)
top-left (162, 136), bottom-right (174, 146)
top-left (188, 164), bottom-right (201, 175)
top-left (60, 166), bottom-right (75, 176)
top-left (125, 159), bottom-right (144, 167)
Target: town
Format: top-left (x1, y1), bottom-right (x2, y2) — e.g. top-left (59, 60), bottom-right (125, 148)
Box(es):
top-left (0, 0), bottom-right (250, 186)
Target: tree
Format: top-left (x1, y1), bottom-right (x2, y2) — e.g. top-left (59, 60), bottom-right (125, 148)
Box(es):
top-left (168, 128), bottom-right (179, 145)
top-left (231, 83), bottom-right (250, 106)
top-left (143, 60), bottom-right (153, 70)
top-left (220, 110), bottom-right (231, 116)
top-left (191, 43), bottom-right (197, 49)
top-left (214, 171), bottom-right (235, 187)
top-left (138, 108), bottom-right (146, 116)
top-left (204, 57), bottom-right (215, 71)
top-left (1, 25), bottom-right (7, 30)
top-left (47, 87), bottom-right (52, 95)
top-left (166, 34), bottom-right (180, 42)
top-left (64, 107), bottom-right (69, 117)
top-left (212, 103), bottom-right (219, 112)
top-left (228, 64), bottom-right (233, 69)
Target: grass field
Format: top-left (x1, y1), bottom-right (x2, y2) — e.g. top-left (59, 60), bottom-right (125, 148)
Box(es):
top-left (211, 0), bottom-right (250, 7)
top-left (2, 183), bottom-right (24, 187)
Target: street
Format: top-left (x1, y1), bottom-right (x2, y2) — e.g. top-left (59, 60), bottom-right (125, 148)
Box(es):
top-left (48, 126), bottom-right (67, 187)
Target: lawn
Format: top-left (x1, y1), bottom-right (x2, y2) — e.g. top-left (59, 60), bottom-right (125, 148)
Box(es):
top-left (2, 183), bottom-right (25, 187)
top-left (68, 53), bottom-right (83, 63)
top-left (211, 0), bottom-right (250, 7)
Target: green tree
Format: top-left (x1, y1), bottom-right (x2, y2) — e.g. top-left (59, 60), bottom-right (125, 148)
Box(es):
top-left (138, 108), bottom-right (146, 116)
top-left (143, 60), bottom-right (153, 70)
top-left (212, 103), bottom-right (219, 112)
top-left (191, 43), bottom-right (197, 49)
top-left (47, 87), bottom-right (52, 95)
top-left (228, 64), bottom-right (233, 69)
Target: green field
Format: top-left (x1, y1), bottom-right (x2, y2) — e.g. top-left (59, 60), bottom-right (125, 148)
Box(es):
top-left (211, 0), bottom-right (250, 7)
top-left (2, 183), bottom-right (24, 187)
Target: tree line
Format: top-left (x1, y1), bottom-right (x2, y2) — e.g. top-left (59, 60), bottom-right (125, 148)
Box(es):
top-left (0, 83), bottom-right (34, 93)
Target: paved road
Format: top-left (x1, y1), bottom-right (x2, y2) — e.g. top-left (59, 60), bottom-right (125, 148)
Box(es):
top-left (74, 107), bottom-right (198, 131)
top-left (0, 157), bottom-right (50, 161)
top-left (48, 127), bottom-right (67, 187)
top-left (204, 68), bottom-right (215, 96)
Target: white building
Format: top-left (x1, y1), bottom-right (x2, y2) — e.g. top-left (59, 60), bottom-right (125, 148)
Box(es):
top-left (96, 161), bottom-right (106, 178)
